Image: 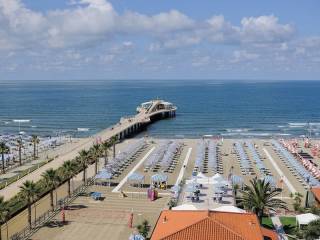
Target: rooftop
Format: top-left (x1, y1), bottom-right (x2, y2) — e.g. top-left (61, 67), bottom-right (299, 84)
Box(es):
top-left (151, 210), bottom-right (278, 240)
top-left (311, 187), bottom-right (320, 202)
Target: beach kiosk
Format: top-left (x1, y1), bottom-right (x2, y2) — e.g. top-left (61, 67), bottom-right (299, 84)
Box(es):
top-left (151, 173), bottom-right (168, 189)
top-left (127, 172), bottom-right (145, 188)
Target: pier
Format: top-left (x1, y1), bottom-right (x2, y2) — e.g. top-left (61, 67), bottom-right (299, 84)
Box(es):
top-left (0, 100), bottom-right (176, 200)
top-left (109, 99), bottom-right (177, 140)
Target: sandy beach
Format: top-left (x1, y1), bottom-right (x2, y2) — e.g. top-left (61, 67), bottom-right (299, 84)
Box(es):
top-left (1, 136), bottom-right (318, 240)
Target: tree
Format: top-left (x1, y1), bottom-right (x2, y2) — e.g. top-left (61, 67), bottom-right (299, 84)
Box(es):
top-left (290, 192), bottom-right (303, 212)
top-left (137, 220), bottom-right (150, 238)
top-left (0, 196), bottom-right (9, 240)
top-left (31, 135), bottom-right (40, 159)
top-left (238, 178), bottom-right (288, 222)
top-left (91, 144), bottom-right (102, 174)
top-left (19, 180), bottom-right (39, 229)
top-left (79, 150), bottom-right (89, 184)
top-left (110, 136), bottom-right (118, 158)
top-left (62, 161), bottom-right (76, 197)
top-left (233, 184), bottom-right (240, 198)
top-left (303, 219), bottom-right (320, 240)
top-left (0, 142), bottom-right (9, 173)
top-left (101, 140), bottom-right (111, 166)
top-left (42, 169), bottom-right (60, 211)
top-left (17, 138), bottom-right (23, 166)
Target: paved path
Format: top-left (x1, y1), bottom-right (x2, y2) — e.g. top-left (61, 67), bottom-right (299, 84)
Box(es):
top-left (271, 216), bottom-right (288, 240)
top-left (112, 147), bottom-right (155, 193)
top-left (263, 148), bottom-right (296, 193)
top-left (175, 148), bottom-right (192, 186)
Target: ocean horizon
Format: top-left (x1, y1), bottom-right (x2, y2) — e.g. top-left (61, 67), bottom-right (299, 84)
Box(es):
top-left (1, 79), bottom-right (320, 138)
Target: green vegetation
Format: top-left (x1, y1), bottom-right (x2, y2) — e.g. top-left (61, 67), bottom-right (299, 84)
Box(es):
top-left (237, 178), bottom-right (288, 222)
top-left (31, 135), bottom-right (40, 160)
top-left (302, 219), bottom-right (320, 240)
top-left (91, 144), bottom-right (102, 175)
top-left (79, 149), bottom-right (90, 184)
top-left (17, 138), bottom-right (23, 166)
top-left (0, 137), bottom-right (116, 231)
top-left (101, 140), bottom-right (111, 167)
top-left (0, 196), bottom-right (10, 240)
top-left (280, 216), bottom-right (297, 236)
top-left (261, 217), bottom-right (274, 229)
top-left (19, 180), bottom-right (39, 229)
top-left (137, 220), bottom-right (150, 238)
top-left (290, 192), bottom-right (304, 213)
top-left (0, 158), bottom-right (54, 191)
top-left (62, 161), bottom-right (77, 197)
top-left (41, 169), bottom-right (60, 211)
top-left (0, 142), bottom-right (10, 173)
top-left (167, 198), bottom-right (178, 209)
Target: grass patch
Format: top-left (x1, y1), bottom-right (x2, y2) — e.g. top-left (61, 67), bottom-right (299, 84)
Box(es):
top-left (261, 217), bottom-right (274, 229)
top-left (280, 216), bottom-right (297, 235)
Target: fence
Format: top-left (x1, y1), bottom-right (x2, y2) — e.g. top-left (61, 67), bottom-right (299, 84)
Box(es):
top-left (10, 178), bottom-right (94, 240)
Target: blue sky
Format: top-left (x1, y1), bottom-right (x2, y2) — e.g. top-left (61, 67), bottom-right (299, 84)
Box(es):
top-left (0, 0), bottom-right (320, 80)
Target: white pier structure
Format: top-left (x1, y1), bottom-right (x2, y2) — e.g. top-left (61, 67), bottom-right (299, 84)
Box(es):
top-left (116, 99), bottom-right (177, 140)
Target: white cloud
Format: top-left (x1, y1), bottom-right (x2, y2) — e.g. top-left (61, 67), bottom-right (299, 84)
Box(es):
top-left (240, 15), bottom-right (294, 43)
top-left (231, 50), bottom-right (259, 63)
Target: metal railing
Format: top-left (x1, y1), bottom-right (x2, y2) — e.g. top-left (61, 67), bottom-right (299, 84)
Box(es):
top-left (10, 178), bottom-right (94, 240)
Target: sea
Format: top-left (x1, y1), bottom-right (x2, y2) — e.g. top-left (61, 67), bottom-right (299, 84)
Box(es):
top-left (1, 80), bottom-right (320, 138)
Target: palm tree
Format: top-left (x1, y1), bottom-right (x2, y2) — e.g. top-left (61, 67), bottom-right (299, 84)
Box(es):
top-left (290, 192), bottom-right (303, 212)
top-left (31, 135), bottom-right (40, 159)
top-left (110, 136), bottom-right (118, 158)
top-left (19, 180), bottom-right (38, 229)
top-left (233, 183), bottom-right (240, 198)
top-left (0, 142), bottom-right (9, 173)
top-left (79, 150), bottom-right (89, 184)
top-left (303, 219), bottom-right (320, 240)
top-left (91, 144), bottom-right (102, 174)
top-left (101, 140), bottom-right (111, 166)
top-left (238, 178), bottom-right (288, 222)
top-left (41, 169), bottom-right (60, 211)
top-left (137, 219), bottom-right (150, 238)
top-left (0, 196), bottom-right (9, 240)
top-left (62, 161), bottom-right (76, 197)
top-left (17, 138), bottom-right (23, 166)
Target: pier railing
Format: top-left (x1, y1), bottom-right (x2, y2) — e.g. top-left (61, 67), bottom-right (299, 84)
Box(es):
top-left (10, 178), bottom-right (94, 240)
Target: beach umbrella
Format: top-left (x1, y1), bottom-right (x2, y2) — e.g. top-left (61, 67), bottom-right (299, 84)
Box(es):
top-left (129, 234), bottom-right (145, 240)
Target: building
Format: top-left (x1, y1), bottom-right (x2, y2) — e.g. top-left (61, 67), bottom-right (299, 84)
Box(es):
top-left (308, 187), bottom-right (320, 207)
top-left (151, 210), bottom-right (278, 240)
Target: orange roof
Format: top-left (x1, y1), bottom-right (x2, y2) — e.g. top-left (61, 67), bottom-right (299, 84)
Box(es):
top-left (151, 210), bottom-right (278, 240)
top-left (311, 187), bottom-right (320, 202)
top-left (261, 227), bottom-right (279, 240)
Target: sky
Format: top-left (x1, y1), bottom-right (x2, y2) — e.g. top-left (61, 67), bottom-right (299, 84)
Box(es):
top-left (0, 0), bottom-right (320, 80)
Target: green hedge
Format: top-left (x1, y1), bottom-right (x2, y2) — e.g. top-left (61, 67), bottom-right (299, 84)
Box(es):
top-left (0, 158), bottom-right (54, 191)
top-left (5, 147), bottom-right (98, 219)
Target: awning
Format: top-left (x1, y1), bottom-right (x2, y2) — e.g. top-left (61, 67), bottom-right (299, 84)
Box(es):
top-left (128, 172), bottom-right (145, 182)
top-left (296, 213), bottom-right (320, 225)
top-left (151, 174), bottom-right (168, 183)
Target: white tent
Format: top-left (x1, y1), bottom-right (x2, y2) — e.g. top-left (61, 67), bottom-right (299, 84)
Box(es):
top-left (296, 213), bottom-right (320, 227)
top-left (212, 206), bottom-right (246, 213)
top-left (172, 204), bottom-right (198, 211)
top-left (196, 172), bottom-right (207, 179)
top-left (211, 173), bottom-right (224, 182)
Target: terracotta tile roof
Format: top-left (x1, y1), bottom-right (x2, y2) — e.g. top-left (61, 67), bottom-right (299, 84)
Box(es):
top-left (151, 210), bottom-right (278, 240)
top-left (261, 227), bottom-right (279, 240)
top-left (311, 187), bottom-right (320, 202)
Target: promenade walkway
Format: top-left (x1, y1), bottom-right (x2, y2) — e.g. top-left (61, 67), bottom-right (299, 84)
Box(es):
top-left (0, 108), bottom-right (159, 200)
top-left (271, 216), bottom-right (288, 240)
